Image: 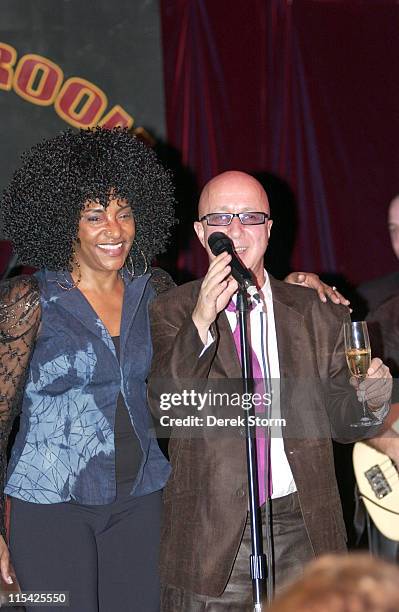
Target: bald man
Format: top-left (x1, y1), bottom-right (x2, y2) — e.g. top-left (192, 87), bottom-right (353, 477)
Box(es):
top-left (358, 195), bottom-right (399, 313)
top-left (149, 171), bottom-right (391, 611)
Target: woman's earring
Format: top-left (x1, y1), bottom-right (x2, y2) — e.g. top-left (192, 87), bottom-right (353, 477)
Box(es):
top-left (123, 252), bottom-right (135, 279)
top-left (124, 243), bottom-right (148, 279)
top-left (56, 249), bottom-right (81, 291)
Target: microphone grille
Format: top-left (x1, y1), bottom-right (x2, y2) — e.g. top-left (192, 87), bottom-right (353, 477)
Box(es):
top-left (207, 232), bottom-right (233, 256)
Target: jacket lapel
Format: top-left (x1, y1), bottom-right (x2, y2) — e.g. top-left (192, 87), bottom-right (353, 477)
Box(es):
top-left (120, 273), bottom-right (151, 355)
top-left (270, 277), bottom-right (310, 442)
top-left (187, 279), bottom-right (241, 379)
top-left (40, 270), bottom-right (109, 342)
top-left (270, 277), bottom-right (305, 379)
top-left (215, 310), bottom-right (242, 378)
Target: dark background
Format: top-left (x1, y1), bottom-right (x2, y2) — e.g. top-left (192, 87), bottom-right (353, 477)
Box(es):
top-left (0, 0), bottom-right (165, 220)
top-left (1, 0), bottom-right (398, 287)
top-left (161, 0), bottom-right (399, 286)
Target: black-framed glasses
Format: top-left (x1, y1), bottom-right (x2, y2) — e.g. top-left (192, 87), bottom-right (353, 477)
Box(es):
top-left (199, 212), bottom-right (270, 226)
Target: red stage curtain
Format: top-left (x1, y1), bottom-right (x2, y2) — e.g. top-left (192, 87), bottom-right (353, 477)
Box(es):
top-left (161, 0), bottom-right (399, 284)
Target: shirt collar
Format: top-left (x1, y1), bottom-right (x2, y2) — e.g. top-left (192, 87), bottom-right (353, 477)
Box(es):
top-left (259, 269), bottom-right (271, 300)
top-left (226, 269), bottom-right (270, 311)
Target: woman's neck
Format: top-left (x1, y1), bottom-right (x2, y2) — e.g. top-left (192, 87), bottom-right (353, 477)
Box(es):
top-left (72, 267), bottom-right (123, 294)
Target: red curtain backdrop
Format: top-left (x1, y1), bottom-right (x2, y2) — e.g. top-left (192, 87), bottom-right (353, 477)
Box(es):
top-left (161, 0), bottom-right (399, 284)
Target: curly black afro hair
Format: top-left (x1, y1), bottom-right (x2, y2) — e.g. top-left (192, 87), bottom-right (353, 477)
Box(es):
top-left (1, 127), bottom-right (177, 271)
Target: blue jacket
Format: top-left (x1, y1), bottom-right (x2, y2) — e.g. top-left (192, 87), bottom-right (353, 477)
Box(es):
top-left (5, 269), bottom-right (170, 504)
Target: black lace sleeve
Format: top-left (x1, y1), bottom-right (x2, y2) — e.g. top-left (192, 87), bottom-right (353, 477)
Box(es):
top-left (150, 267), bottom-right (176, 295)
top-left (0, 276), bottom-right (41, 538)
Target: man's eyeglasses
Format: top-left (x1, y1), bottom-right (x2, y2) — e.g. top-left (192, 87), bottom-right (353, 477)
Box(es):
top-left (199, 212), bottom-right (270, 226)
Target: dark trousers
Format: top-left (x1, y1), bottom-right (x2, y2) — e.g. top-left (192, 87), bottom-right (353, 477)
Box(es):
top-left (9, 490), bottom-right (162, 612)
top-left (161, 492), bottom-right (315, 612)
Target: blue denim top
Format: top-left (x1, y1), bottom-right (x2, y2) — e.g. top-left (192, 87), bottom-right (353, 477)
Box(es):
top-left (5, 269), bottom-right (170, 504)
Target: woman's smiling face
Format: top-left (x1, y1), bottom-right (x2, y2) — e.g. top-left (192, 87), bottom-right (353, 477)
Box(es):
top-left (75, 197), bottom-right (135, 273)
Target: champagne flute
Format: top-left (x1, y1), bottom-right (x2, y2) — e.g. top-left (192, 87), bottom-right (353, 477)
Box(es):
top-left (344, 321), bottom-right (382, 427)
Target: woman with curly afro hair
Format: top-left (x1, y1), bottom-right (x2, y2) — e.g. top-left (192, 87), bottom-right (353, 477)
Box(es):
top-left (0, 127), bottom-right (176, 611)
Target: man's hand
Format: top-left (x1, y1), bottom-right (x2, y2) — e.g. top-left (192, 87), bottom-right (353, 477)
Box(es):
top-left (192, 253), bottom-right (238, 343)
top-left (350, 358), bottom-right (392, 410)
top-left (285, 272), bottom-right (350, 307)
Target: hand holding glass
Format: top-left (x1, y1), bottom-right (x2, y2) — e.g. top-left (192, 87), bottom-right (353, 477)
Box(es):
top-left (344, 321), bottom-right (382, 427)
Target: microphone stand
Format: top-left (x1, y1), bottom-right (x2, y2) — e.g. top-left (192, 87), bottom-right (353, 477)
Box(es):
top-left (236, 288), bottom-right (266, 611)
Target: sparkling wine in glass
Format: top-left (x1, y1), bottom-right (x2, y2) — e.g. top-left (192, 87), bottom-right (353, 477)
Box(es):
top-left (344, 321), bottom-right (382, 427)
top-left (346, 346), bottom-right (371, 380)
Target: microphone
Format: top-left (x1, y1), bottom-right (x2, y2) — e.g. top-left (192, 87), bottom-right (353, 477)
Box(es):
top-left (207, 232), bottom-right (261, 302)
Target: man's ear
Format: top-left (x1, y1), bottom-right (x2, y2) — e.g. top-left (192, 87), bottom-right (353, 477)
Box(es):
top-left (194, 221), bottom-right (206, 248)
top-left (267, 219), bottom-right (273, 238)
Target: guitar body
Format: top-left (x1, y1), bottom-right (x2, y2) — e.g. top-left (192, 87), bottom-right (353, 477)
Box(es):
top-left (353, 441), bottom-right (399, 541)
